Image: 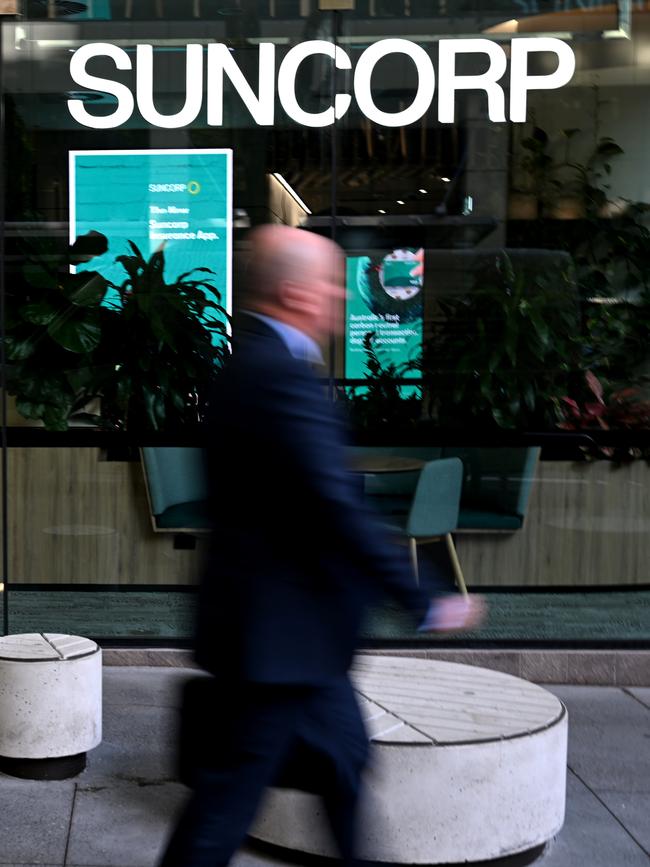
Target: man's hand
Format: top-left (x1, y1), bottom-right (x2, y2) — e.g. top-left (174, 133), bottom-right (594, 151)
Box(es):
top-left (418, 594), bottom-right (486, 633)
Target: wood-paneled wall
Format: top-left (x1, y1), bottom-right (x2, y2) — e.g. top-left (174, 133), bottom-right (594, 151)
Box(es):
top-left (8, 448), bottom-right (205, 585)
top-left (5, 448), bottom-right (649, 586)
top-left (456, 460), bottom-right (650, 586)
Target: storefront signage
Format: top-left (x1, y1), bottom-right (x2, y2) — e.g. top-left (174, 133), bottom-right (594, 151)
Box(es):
top-left (346, 248), bottom-right (424, 383)
top-left (69, 148), bottom-right (232, 321)
top-left (68, 37), bottom-right (575, 129)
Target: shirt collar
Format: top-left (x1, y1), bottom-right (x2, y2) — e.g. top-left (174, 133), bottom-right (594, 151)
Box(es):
top-left (244, 311), bottom-right (324, 365)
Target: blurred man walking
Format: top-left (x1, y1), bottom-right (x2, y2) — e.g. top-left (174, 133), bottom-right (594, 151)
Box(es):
top-left (160, 225), bottom-right (483, 867)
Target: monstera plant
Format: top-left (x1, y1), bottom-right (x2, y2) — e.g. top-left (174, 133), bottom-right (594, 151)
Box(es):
top-left (5, 242), bottom-right (229, 431)
top-left (5, 243), bottom-right (107, 430)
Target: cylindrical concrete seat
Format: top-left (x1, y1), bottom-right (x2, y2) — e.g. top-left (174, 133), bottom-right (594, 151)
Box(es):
top-left (0, 633), bottom-right (102, 779)
top-left (252, 656), bottom-right (568, 864)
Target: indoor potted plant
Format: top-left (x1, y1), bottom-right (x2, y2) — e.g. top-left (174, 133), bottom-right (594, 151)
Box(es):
top-left (5, 241), bottom-right (229, 431)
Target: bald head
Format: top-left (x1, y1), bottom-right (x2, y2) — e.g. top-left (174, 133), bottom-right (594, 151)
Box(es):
top-left (242, 225), bottom-right (345, 342)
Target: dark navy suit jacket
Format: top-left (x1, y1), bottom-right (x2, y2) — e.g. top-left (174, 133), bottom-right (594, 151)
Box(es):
top-left (196, 314), bottom-right (429, 685)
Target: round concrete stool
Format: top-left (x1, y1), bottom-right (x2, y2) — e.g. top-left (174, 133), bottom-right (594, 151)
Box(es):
top-left (252, 656), bottom-right (568, 864)
top-left (0, 633), bottom-right (102, 779)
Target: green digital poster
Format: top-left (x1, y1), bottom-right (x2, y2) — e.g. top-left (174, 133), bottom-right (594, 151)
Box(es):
top-left (345, 248), bottom-right (423, 382)
top-left (69, 149), bottom-right (232, 321)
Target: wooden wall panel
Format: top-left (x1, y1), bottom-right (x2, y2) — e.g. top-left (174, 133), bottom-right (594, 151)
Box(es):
top-left (456, 461), bottom-right (650, 586)
top-left (8, 448), bottom-right (204, 585)
top-left (5, 449), bottom-right (649, 586)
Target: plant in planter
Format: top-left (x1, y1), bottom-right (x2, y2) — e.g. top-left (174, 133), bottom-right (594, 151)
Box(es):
top-left (5, 241), bottom-right (108, 430)
top-left (509, 126), bottom-right (554, 219)
top-left (338, 333), bottom-right (422, 433)
top-left (417, 252), bottom-right (581, 429)
top-left (556, 370), bottom-right (650, 461)
top-left (6, 242), bottom-right (229, 431)
top-left (95, 243), bottom-right (229, 431)
top-left (548, 129), bottom-right (624, 220)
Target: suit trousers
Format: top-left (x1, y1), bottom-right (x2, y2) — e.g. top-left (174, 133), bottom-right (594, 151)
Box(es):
top-left (160, 676), bottom-right (369, 867)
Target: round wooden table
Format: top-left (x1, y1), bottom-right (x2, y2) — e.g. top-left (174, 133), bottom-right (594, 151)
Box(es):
top-left (348, 455), bottom-right (425, 474)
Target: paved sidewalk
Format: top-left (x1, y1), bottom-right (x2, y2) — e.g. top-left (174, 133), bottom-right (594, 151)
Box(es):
top-left (0, 667), bottom-right (648, 867)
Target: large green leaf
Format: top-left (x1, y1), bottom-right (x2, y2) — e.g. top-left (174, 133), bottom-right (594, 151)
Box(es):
top-left (20, 300), bottom-right (58, 325)
top-left (15, 399), bottom-right (47, 420)
top-left (17, 374), bottom-right (71, 405)
top-left (66, 273), bottom-right (108, 307)
top-left (23, 261), bottom-right (57, 290)
top-left (66, 365), bottom-right (97, 392)
top-left (48, 312), bottom-right (102, 353)
top-left (596, 139), bottom-right (624, 158)
top-left (127, 240), bottom-right (146, 263)
top-left (5, 334), bottom-right (36, 361)
top-left (524, 383), bottom-right (537, 412)
top-left (529, 310), bottom-right (550, 350)
top-left (42, 405), bottom-right (71, 432)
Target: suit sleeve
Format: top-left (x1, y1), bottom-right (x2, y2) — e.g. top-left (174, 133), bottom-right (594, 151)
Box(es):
top-left (250, 360), bottom-right (432, 618)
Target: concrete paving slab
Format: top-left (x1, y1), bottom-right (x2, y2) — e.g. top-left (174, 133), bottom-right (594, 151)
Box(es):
top-left (547, 686), bottom-right (650, 794)
top-left (0, 779), bottom-right (74, 865)
top-left (102, 667), bottom-right (196, 710)
top-left (79, 704), bottom-right (180, 785)
top-left (597, 792), bottom-right (650, 855)
top-left (66, 782), bottom-right (187, 867)
top-left (532, 773), bottom-right (648, 867)
top-left (1, 670), bottom-right (648, 867)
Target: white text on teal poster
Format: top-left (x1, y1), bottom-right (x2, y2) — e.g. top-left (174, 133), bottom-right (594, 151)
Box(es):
top-left (69, 149), bottom-right (232, 317)
top-left (345, 249), bottom-right (423, 380)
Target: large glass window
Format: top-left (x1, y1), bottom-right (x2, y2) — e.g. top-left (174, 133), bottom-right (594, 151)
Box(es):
top-left (1, 0), bottom-right (648, 645)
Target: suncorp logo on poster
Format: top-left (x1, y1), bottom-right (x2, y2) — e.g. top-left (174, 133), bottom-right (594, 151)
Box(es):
top-left (148, 181), bottom-right (201, 193)
top-left (68, 37), bottom-right (576, 130)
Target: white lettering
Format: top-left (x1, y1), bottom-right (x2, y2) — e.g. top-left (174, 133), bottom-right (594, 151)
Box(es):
top-left (510, 37), bottom-right (576, 123)
top-left (354, 39), bottom-right (435, 127)
top-left (67, 38), bottom-right (577, 130)
top-left (278, 41), bottom-right (351, 128)
top-left (150, 232), bottom-right (197, 240)
top-left (148, 183), bottom-right (187, 192)
top-left (208, 42), bottom-right (275, 126)
top-left (149, 220), bottom-right (190, 229)
top-left (438, 39), bottom-right (507, 123)
top-left (137, 43), bottom-right (203, 128)
top-left (68, 43), bottom-right (134, 129)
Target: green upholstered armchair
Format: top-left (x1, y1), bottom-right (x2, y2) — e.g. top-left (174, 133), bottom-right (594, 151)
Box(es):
top-left (440, 447), bottom-right (540, 532)
top-left (140, 447), bottom-right (213, 533)
top-left (380, 458), bottom-right (468, 595)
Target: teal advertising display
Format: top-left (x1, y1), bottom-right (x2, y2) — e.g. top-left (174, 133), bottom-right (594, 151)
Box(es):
top-left (345, 248), bottom-right (423, 383)
top-left (69, 149), bottom-right (232, 319)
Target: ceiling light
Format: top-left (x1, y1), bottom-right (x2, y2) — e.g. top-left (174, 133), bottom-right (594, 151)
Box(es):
top-left (378, 209), bottom-right (386, 214)
top-left (441, 177), bottom-right (451, 183)
top-left (419, 189), bottom-right (427, 194)
top-left (396, 200), bottom-right (405, 205)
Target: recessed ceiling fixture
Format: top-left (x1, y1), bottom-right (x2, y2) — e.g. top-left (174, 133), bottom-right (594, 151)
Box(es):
top-left (396, 200), bottom-right (405, 205)
top-left (441, 177), bottom-right (451, 183)
top-left (419, 189), bottom-right (427, 194)
top-left (378, 209), bottom-right (386, 214)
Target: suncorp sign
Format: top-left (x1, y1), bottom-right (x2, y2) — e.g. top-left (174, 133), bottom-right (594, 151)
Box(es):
top-left (68, 37), bottom-right (575, 130)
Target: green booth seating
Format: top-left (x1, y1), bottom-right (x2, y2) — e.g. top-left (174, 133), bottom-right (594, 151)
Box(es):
top-left (355, 446), bottom-right (539, 533)
top-left (440, 447), bottom-right (540, 532)
top-left (140, 447), bottom-right (212, 533)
